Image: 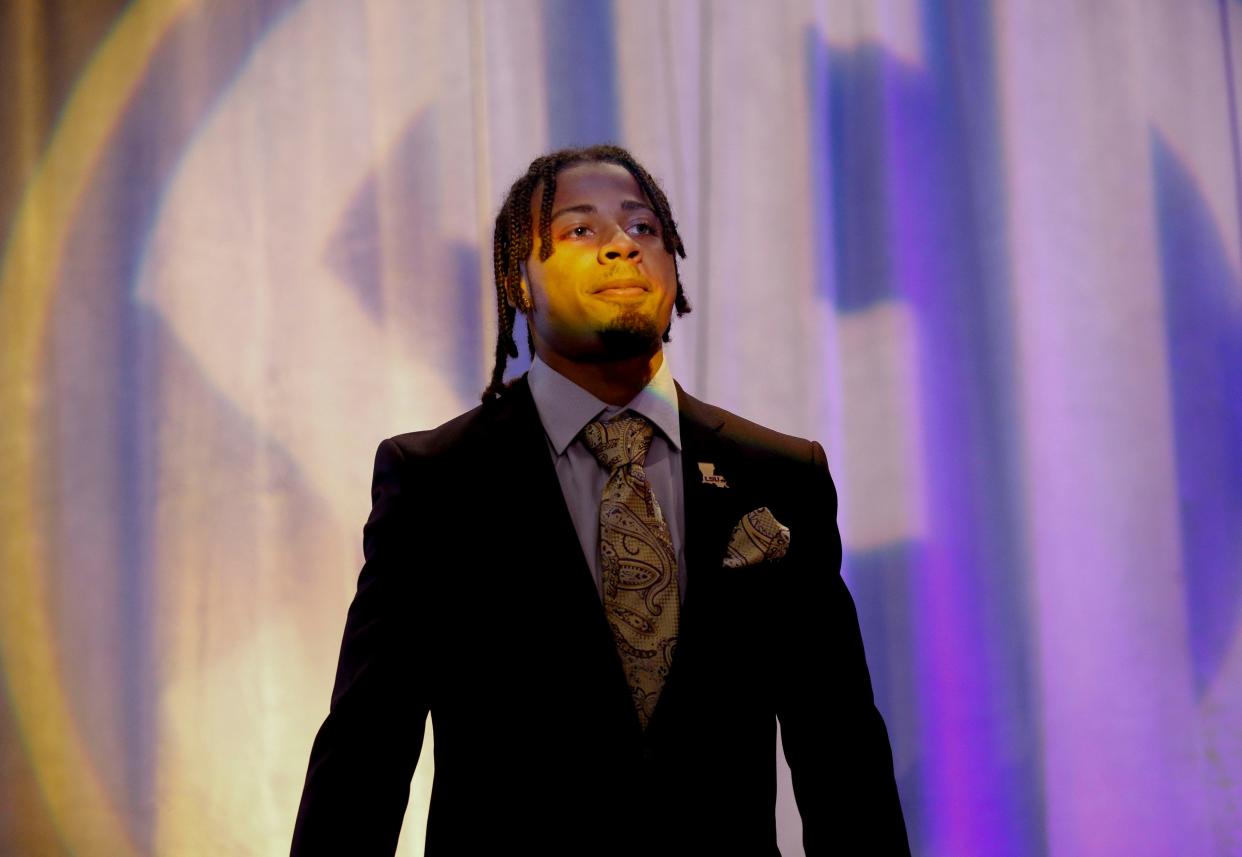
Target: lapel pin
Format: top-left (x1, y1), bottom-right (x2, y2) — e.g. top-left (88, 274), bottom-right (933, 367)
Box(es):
top-left (698, 462), bottom-right (729, 488)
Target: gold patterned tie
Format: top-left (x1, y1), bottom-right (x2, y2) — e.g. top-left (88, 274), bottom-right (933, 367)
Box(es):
top-left (581, 412), bottom-right (680, 731)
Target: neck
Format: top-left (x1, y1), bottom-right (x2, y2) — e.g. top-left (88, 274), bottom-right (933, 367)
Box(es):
top-left (537, 346), bottom-right (663, 406)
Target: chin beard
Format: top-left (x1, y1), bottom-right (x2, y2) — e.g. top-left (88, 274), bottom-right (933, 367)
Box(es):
top-left (595, 309), bottom-right (661, 359)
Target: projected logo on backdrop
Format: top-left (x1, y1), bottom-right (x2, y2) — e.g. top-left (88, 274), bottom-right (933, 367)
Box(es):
top-left (131, 3), bottom-right (482, 852)
top-left (3, 1), bottom-right (474, 853)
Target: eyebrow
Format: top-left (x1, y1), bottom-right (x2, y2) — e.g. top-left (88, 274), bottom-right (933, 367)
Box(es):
top-left (549, 199), bottom-right (654, 222)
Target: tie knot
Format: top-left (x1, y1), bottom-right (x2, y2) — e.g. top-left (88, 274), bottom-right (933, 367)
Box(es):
top-left (581, 413), bottom-right (655, 472)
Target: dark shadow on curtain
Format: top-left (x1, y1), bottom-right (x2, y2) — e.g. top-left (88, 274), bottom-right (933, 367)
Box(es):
top-left (1151, 130), bottom-right (1242, 697)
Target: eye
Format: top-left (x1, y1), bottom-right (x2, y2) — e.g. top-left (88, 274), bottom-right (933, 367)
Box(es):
top-left (565, 225), bottom-right (593, 238)
top-left (629, 221), bottom-right (659, 237)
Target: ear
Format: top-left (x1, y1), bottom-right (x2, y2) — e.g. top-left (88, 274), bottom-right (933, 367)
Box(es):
top-left (514, 261), bottom-right (533, 312)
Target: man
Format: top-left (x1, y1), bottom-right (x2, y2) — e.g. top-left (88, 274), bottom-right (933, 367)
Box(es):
top-left (291, 145), bottom-right (909, 855)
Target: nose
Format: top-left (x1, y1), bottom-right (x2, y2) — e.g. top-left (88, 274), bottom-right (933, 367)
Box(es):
top-left (599, 226), bottom-right (641, 264)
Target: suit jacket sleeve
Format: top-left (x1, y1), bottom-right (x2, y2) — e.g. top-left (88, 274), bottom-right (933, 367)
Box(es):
top-left (775, 440), bottom-right (911, 855)
top-left (291, 438), bottom-right (430, 856)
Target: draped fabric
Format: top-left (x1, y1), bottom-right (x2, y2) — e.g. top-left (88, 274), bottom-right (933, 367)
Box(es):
top-left (1, 1), bottom-right (1239, 854)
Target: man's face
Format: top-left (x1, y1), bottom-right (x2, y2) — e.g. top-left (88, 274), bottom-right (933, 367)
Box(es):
top-left (520, 161), bottom-right (677, 363)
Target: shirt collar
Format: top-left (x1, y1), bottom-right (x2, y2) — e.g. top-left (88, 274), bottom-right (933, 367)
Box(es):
top-left (528, 352), bottom-right (682, 456)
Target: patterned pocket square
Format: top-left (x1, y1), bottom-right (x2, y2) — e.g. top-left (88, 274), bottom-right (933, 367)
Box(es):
top-left (722, 506), bottom-right (791, 568)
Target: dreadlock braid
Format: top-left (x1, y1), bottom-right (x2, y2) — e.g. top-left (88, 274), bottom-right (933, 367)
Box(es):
top-left (538, 169), bottom-right (558, 262)
top-left (482, 144), bottom-right (693, 402)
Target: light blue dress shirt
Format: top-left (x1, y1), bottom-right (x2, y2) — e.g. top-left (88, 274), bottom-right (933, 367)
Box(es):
top-left (527, 353), bottom-right (686, 604)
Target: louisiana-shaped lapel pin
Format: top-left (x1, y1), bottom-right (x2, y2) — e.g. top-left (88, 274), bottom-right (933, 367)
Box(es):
top-left (698, 461), bottom-right (729, 488)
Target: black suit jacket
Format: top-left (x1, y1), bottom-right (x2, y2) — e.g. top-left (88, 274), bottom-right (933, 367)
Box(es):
top-left (291, 374), bottom-right (909, 856)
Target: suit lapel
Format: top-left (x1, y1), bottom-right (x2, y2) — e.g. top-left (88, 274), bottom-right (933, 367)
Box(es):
top-left (676, 381), bottom-right (755, 616)
top-left (644, 383), bottom-right (757, 736)
top-left (481, 374), bottom-right (602, 609)
top-left (480, 376), bottom-right (640, 730)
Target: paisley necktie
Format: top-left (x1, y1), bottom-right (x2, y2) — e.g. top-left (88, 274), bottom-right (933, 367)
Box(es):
top-left (581, 412), bottom-right (680, 731)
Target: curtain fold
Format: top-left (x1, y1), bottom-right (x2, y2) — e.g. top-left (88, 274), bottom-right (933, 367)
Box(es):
top-left (1, 1), bottom-right (1238, 854)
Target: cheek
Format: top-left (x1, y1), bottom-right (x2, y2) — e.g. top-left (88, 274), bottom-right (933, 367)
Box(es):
top-left (530, 265), bottom-right (586, 317)
top-left (656, 261), bottom-right (679, 302)
top-left (650, 252), bottom-right (676, 283)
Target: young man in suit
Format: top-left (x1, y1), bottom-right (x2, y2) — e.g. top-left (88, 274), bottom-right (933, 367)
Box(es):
top-left (291, 145), bottom-right (909, 855)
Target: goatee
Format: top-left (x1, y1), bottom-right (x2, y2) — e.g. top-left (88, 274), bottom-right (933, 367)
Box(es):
top-left (596, 309), bottom-right (661, 359)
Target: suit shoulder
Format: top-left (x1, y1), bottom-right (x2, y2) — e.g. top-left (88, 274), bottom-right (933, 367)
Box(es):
top-left (374, 374), bottom-right (531, 475)
top-left (686, 392), bottom-right (819, 470)
top-left (382, 399), bottom-right (491, 463)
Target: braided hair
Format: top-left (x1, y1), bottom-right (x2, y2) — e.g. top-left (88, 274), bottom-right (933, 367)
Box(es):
top-left (482, 144), bottom-right (692, 402)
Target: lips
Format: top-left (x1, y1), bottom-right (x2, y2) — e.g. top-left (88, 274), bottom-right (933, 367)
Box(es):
top-left (590, 278), bottom-right (650, 294)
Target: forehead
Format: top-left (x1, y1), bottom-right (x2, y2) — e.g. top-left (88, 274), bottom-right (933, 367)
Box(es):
top-left (532, 161), bottom-right (650, 216)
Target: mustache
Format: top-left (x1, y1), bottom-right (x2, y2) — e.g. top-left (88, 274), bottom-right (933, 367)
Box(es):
top-left (601, 267), bottom-right (648, 283)
top-left (591, 271), bottom-right (650, 293)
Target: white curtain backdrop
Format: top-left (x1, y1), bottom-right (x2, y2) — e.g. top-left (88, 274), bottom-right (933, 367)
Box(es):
top-left (1, 1), bottom-right (1239, 854)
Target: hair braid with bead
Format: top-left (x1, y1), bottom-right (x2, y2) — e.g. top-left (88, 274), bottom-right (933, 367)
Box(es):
top-left (482, 144), bottom-right (691, 402)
